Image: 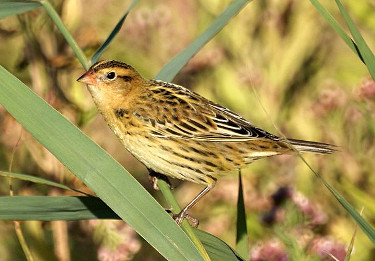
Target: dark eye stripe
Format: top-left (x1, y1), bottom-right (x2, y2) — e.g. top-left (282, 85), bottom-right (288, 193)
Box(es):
top-left (118, 75), bottom-right (132, 82)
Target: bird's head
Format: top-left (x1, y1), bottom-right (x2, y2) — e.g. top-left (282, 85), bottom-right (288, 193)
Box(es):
top-left (77, 60), bottom-right (144, 104)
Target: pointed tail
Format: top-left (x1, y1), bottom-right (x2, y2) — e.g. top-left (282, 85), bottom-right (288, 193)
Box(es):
top-left (285, 138), bottom-right (337, 154)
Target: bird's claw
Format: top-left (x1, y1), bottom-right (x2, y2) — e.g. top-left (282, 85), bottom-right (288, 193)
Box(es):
top-left (172, 211), bottom-right (199, 228)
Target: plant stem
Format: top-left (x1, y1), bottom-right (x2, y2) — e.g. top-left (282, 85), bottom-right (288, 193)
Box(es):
top-left (157, 180), bottom-right (211, 261)
top-left (39, 0), bottom-right (89, 70)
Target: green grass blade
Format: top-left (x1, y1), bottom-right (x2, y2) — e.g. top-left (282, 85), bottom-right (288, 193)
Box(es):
top-left (297, 154), bottom-right (375, 244)
top-left (157, 179), bottom-right (211, 261)
top-left (236, 172), bottom-right (249, 260)
top-left (0, 66), bottom-right (204, 261)
top-left (194, 229), bottom-right (246, 261)
top-left (154, 1), bottom-right (252, 257)
top-left (252, 81), bottom-right (375, 246)
top-left (334, 0), bottom-right (375, 79)
top-left (155, 0), bottom-right (252, 82)
top-left (0, 0), bottom-right (41, 19)
top-left (0, 196), bottom-right (119, 220)
top-left (90, 0), bottom-right (140, 64)
top-left (344, 209), bottom-right (360, 261)
top-left (0, 171), bottom-right (79, 193)
top-left (308, 0), bottom-right (364, 63)
top-left (322, 177), bottom-right (375, 244)
top-left (39, 0), bottom-right (89, 69)
top-left (0, 195), bottom-right (244, 261)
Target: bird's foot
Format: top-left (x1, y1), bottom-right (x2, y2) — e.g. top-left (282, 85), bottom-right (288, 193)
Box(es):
top-left (172, 209), bottom-right (199, 228)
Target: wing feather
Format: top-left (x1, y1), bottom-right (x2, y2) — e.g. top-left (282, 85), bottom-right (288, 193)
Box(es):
top-left (133, 80), bottom-right (280, 142)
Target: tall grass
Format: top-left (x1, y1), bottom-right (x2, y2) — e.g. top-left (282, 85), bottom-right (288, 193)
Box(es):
top-left (0, 0), bottom-right (374, 260)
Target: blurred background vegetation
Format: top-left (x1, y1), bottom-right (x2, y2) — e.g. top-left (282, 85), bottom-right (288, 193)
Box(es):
top-left (0, 0), bottom-right (375, 260)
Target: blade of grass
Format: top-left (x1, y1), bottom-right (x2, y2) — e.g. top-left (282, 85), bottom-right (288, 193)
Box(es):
top-left (39, 0), bottom-right (89, 69)
top-left (288, 133), bottom-right (375, 244)
top-left (343, 208), bottom-right (362, 261)
top-left (309, 166), bottom-right (375, 244)
top-left (14, 221), bottom-right (34, 261)
top-left (236, 171), bottom-right (249, 260)
top-left (6, 127), bottom-right (34, 261)
top-left (249, 75), bottom-right (375, 245)
top-left (334, 0), bottom-right (375, 80)
top-left (308, 0), bottom-right (364, 63)
top-left (0, 196), bottom-right (119, 220)
top-left (39, 1), bottom-right (207, 258)
top-left (0, 66), bottom-right (205, 261)
top-left (340, 179), bottom-right (375, 215)
top-left (90, 0), bottom-right (140, 64)
top-left (157, 179), bottom-right (211, 261)
top-left (156, 0), bottom-right (252, 82)
top-left (89, 0), bottom-right (210, 257)
top-left (154, 1), bottom-right (252, 258)
top-left (0, 171), bottom-right (88, 194)
top-left (0, 195), bottom-right (245, 261)
top-left (194, 229), bottom-right (246, 261)
top-left (0, 0), bottom-right (41, 19)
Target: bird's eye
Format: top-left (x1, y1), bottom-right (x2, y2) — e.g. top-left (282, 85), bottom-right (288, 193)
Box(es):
top-left (106, 71), bottom-right (116, 80)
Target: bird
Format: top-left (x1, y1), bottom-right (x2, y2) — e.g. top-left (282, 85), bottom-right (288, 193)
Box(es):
top-left (77, 60), bottom-right (335, 226)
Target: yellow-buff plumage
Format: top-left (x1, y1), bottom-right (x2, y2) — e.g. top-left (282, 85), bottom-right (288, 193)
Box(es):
top-left (77, 60), bottom-right (335, 225)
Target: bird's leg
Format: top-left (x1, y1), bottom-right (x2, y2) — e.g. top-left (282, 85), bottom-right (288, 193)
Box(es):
top-left (148, 169), bottom-right (172, 190)
top-left (173, 184), bottom-right (215, 227)
top-left (166, 209), bottom-right (199, 227)
top-left (148, 170), bottom-right (199, 226)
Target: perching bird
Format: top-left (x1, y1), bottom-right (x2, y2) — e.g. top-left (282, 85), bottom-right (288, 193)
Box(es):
top-left (77, 60), bottom-right (335, 225)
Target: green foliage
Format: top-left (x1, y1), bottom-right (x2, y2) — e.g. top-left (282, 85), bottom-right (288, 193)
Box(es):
top-left (0, 193), bottom-right (246, 261)
top-left (0, 0), bottom-right (252, 260)
top-left (91, 0), bottom-right (140, 64)
top-left (333, 0), bottom-right (375, 79)
top-left (0, 0), bottom-right (41, 19)
top-left (236, 173), bottom-right (249, 260)
top-left (0, 196), bottom-right (119, 220)
top-left (0, 171), bottom-right (77, 192)
top-left (0, 64), bottom-right (205, 261)
top-left (0, 0), bottom-right (375, 260)
top-left (156, 0), bottom-right (253, 82)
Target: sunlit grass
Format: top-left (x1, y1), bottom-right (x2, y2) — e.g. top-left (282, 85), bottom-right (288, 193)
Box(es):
top-left (0, 0), bottom-right (374, 260)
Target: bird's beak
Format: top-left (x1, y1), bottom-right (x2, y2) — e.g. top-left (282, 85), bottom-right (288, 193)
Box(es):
top-left (77, 70), bottom-right (97, 85)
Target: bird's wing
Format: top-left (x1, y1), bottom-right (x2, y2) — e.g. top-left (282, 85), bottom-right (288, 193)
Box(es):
top-left (133, 80), bottom-right (280, 142)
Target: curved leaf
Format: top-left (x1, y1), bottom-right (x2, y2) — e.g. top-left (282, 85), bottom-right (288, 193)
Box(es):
top-left (0, 66), bottom-right (204, 261)
top-left (308, 0), bottom-right (364, 63)
top-left (0, 0), bottom-right (41, 19)
top-left (0, 196), bottom-right (118, 220)
top-left (156, 0), bottom-right (252, 82)
top-left (40, 0), bottom-right (89, 69)
top-left (195, 229), bottom-right (246, 261)
top-left (334, 0), bottom-right (375, 80)
top-left (0, 195), bottom-right (245, 261)
top-left (0, 171), bottom-right (79, 193)
top-left (90, 0), bottom-right (140, 64)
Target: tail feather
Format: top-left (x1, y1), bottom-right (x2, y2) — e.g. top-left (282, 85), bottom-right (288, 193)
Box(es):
top-left (285, 138), bottom-right (337, 154)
